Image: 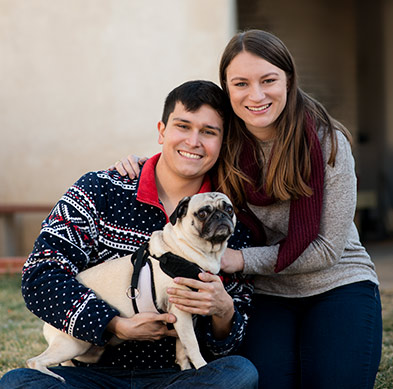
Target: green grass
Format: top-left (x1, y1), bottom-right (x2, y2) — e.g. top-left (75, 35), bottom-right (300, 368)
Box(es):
top-left (375, 289), bottom-right (393, 389)
top-left (0, 275), bottom-right (47, 376)
top-left (1, 274), bottom-right (393, 387)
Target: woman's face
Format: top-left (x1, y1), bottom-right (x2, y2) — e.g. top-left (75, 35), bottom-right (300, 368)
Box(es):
top-left (225, 50), bottom-right (288, 141)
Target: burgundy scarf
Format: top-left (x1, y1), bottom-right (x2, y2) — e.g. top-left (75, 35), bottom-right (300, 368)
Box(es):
top-left (238, 123), bottom-right (324, 273)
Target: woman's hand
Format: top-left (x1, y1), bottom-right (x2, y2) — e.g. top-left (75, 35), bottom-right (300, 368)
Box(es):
top-left (220, 248), bottom-right (244, 273)
top-left (108, 155), bottom-right (147, 179)
top-left (167, 272), bottom-right (235, 339)
top-left (106, 312), bottom-right (177, 341)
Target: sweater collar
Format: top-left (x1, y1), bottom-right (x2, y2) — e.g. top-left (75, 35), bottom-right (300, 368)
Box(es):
top-left (136, 153), bottom-right (212, 211)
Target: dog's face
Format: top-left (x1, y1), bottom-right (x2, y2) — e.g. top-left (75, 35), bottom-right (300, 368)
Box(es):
top-left (169, 192), bottom-right (236, 246)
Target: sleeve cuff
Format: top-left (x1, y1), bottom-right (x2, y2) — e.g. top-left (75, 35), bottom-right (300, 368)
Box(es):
top-left (197, 309), bottom-right (244, 356)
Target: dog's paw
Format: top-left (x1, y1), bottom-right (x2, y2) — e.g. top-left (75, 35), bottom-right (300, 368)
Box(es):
top-left (26, 358), bottom-right (66, 382)
top-left (176, 357), bottom-right (192, 371)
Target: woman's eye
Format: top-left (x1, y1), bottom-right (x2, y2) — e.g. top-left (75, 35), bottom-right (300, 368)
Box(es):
top-left (235, 82), bottom-right (247, 87)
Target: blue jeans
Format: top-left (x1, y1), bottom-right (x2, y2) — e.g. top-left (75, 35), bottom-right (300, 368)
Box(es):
top-left (239, 281), bottom-right (382, 389)
top-left (0, 355), bottom-right (258, 389)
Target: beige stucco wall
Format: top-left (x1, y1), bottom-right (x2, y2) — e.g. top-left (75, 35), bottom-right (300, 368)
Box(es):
top-left (0, 0), bottom-right (236, 255)
top-left (0, 0), bottom-right (236, 204)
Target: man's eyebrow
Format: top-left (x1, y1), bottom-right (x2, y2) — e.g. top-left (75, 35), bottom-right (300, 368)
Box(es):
top-left (172, 117), bottom-right (222, 132)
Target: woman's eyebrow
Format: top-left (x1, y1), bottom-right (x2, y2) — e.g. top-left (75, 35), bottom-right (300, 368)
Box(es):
top-left (229, 72), bottom-right (280, 82)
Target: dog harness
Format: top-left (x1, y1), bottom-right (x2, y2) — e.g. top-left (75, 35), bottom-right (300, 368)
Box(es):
top-left (128, 243), bottom-right (204, 315)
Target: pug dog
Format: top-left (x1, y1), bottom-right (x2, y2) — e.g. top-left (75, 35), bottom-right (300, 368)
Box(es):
top-left (26, 192), bottom-right (236, 382)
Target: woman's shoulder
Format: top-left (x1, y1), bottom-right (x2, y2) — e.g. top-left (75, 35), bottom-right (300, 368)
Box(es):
top-left (318, 127), bottom-right (352, 160)
top-left (317, 128), bottom-right (355, 177)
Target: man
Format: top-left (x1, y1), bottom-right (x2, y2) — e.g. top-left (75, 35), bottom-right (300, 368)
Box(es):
top-left (0, 81), bottom-right (257, 388)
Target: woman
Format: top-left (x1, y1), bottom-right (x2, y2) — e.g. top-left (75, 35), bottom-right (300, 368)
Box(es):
top-left (114, 30), bottom-right (382, 389)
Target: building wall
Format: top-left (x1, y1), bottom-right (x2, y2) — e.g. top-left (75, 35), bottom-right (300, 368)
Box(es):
top-left (0, 0), bottom-right (236, 255)
top-left (383, 0), bottom-right (393, 232)
top-left (237, 0), bottom-right (358, 136)
top-left (237, 0), bottom-right (393, 238)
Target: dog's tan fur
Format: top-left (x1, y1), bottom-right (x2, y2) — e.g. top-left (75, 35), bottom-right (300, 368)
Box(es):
top-left (26, 192), bottom-right (235, 382)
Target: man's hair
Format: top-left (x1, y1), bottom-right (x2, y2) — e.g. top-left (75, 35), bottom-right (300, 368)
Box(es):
top-left (161, 80), bottom-right (229, 125)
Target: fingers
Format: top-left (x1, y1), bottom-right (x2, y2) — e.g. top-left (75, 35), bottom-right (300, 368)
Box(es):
top-left (157, 312), bottom-right (177, 324)
top-left (123, 155), bottom-right (140, 178)
top-left (167, 285), bottom-right (216, 316)
top-left (167, 274), bottom-right (232, 317)
top-left (138, 156), bottom-right (148, 165)
top-left (109, 155), bottom-right (147, 179)
top-left (172, 273), bottom-right (221, 290)
top-left (114, 160), bottom-right (128, 176)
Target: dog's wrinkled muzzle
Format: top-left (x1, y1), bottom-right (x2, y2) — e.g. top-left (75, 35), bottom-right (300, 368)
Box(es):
top-left (202, 210), bottom-right (234, 243)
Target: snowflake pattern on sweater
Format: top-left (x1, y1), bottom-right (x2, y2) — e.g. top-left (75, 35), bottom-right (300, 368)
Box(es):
top-left (22, 154), bottom-right (254, 370)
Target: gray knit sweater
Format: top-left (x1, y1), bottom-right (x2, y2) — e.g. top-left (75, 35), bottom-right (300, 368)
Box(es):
top-left (242, 130), bottom-right (379, 297)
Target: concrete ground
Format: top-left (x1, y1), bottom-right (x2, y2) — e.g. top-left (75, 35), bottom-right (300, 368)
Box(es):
top-left (365, 239), bottom-right (393, 291)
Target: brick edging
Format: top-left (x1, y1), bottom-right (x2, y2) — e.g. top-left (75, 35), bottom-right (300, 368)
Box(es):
top-left (0, 257), bottom-right (26, 275)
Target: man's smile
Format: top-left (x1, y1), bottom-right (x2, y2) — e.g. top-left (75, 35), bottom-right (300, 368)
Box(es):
top-left (178, 150), bottom-right (203, 159)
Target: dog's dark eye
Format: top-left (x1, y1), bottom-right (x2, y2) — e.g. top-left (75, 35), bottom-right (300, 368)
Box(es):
top-left (225, 204), bottom-right (234, 216)
top-left (197, 210), bottom-right (208, 219)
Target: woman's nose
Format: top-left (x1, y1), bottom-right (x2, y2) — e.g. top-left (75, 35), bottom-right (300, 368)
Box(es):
top-left (249, 84), bottom-right (265, 101)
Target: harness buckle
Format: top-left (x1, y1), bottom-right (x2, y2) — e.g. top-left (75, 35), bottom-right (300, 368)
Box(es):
top-left (126, 286), bottom-right (140, 300)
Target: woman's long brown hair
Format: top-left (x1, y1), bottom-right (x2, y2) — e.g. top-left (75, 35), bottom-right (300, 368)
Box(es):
top-left (217, 30), bottom-right (352, 209)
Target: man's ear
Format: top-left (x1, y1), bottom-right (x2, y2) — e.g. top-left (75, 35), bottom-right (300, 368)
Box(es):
top-left (169, 197), bottom-right (191, 225)
top-left (158, 121), bottom-right (165, 145)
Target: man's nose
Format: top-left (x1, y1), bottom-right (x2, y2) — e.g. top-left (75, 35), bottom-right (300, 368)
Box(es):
top-left (185, 130), bottom-right (201, 147)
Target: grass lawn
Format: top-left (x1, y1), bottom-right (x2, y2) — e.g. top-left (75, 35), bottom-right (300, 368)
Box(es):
top-left (1, 274), bottom-right (393, 387)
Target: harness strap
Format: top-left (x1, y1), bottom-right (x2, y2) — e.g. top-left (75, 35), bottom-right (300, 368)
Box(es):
top-left (129, 245), bottom-right (204, 313)
top-left (130, 243), bottom-right (150, 313)
top-left (154, 252), bottom-right (203, 282)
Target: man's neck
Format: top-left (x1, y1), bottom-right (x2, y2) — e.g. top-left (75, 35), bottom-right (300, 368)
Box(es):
top-left (155, 164), bottom-right (205, 217)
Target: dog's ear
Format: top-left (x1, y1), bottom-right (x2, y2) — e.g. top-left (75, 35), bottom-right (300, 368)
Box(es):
top-left (169, 196), bottom-right (191, 225)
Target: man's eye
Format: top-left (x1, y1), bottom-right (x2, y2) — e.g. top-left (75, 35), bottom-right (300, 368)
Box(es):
top-left (202, 129), bottom-right (217, 136)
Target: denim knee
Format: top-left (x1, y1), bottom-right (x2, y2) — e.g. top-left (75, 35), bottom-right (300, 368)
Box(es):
top-left (0, 368), bottom-right (37, 389)
top-left (224, 355), bottom-right (259, 388)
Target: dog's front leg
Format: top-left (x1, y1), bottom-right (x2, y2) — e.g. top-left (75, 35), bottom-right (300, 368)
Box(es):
top-left (170, 306), bottom-right (207, 370)
top-left (175, 338), bottom-right (192, 370)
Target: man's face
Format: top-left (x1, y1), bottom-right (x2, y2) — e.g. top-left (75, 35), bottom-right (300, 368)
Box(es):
top-left (157, 102), bottom-right (223, 181)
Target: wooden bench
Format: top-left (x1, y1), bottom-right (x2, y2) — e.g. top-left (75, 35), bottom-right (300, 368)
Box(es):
top-left (0, 204), bottom-right (53, 274)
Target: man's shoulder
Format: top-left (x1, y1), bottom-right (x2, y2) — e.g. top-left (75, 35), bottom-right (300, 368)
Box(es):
top-left (75, 170), bottom-right (139, 191)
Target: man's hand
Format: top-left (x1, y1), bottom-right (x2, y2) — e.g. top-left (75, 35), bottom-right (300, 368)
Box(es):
top-left (108, 155), bottom-right (147, 179)
top-left (167, 272), bottom-right (235, 339)
top-left (106, 312), bottom-right (177, 341)
top-left (220, 248), bottom-right (244, 273)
